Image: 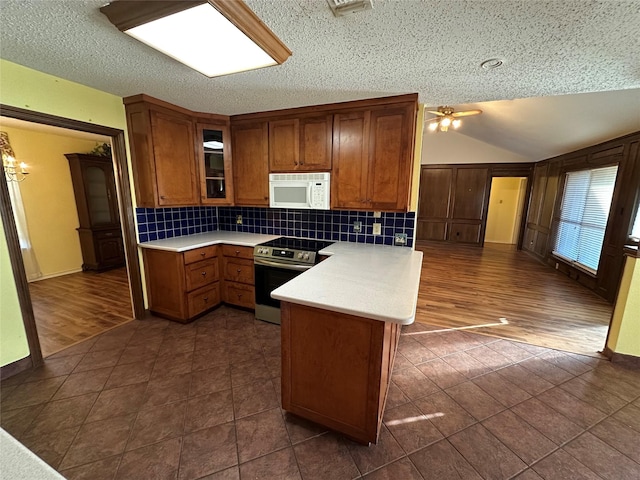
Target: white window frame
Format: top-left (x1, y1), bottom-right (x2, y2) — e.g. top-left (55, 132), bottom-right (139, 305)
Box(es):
top-left (552, 165), bottom-right (618, 275)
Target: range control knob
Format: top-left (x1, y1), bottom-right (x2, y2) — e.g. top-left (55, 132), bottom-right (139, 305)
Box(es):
top-left (297, 252), bottom-right (303, 259)
top-left (303, 253), bottom-right (310, 260)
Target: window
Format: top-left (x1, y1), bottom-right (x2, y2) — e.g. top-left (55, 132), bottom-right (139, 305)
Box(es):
top-left (553, 165), bottom-right (618, 273)
top-left (631, 200), bottom-right (640, 242)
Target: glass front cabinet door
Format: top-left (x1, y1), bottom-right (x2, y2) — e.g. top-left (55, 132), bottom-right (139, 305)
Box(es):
top-left (197, 123), bottom-right (234, 205)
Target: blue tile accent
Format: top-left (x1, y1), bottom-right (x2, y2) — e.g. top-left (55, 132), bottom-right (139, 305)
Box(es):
top-left (136, 205), bottom-right (415, 247)
top-left (216, 207), bottom-right (414, 247)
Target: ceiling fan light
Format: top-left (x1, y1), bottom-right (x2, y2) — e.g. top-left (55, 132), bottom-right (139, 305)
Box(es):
top-left (428, 122), bottom-right (438, 131)
top-left (440, 117), bottom-right (452, 128)
top-left (452, 119), bottom-right (462, 129)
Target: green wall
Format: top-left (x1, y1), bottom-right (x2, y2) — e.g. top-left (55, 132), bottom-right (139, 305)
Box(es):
top-left (0, 59), bottom-right (128, 366)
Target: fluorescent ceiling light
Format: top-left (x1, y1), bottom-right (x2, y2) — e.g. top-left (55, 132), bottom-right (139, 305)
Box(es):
top-left (203, 140), bottom-right (224, 149)
top-left (101, 1), bottom-right (291, 78)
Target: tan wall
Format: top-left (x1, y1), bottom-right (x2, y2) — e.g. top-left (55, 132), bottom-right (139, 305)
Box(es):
top-left (422, 130), bottom-right (530, 164)
top-left (607, 255), bottom-right (640, 357)
top-left (485, 177), bottom-right (526, 244)
top-left (2, 126), bottom-right (103, 278)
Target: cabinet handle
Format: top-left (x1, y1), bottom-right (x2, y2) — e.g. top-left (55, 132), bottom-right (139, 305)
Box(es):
top-left (160, 195), bottom-right (166, 199)
top-left (237, 294), bottom-right (243, 298)
top-left (203, 296), bottom-right (209, 302)
top-left (235, 250), bottom-right (240, 255)
top-left (200, 252), bottom-right (206, 257)
top-left (201, 271), bottom-right (207, 277)
top-left (104, 232), bottom-right (113, 237)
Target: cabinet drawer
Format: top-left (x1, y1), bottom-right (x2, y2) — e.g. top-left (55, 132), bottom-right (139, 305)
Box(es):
top-left (185, 259), bottom-right (219, 291)
top-left (187, 283), bottom-right (220, 318)
top-left (222, 245), bottom-right (254, 260)
top-left (223, 282), bottom-right (255, 309)
top-left (184, 245), bottom-right (218, 265)
top-left (223, 257), bottom-right (254, 284)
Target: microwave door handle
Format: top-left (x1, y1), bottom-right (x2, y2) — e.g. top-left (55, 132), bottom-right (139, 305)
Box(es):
top-left (307, 185), bottom-right (313, 208)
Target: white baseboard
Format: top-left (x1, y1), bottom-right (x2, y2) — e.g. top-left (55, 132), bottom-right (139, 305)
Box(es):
top-left (29, 268), bottom-right (83, 282)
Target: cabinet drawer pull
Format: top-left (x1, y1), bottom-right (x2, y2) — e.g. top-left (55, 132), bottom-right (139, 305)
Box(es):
top-left (203, 296), bottom-right (209, 302)
top-left (237, 294), bottom-right (243, 298)
top-left (200, 252), bottom-right (206, 257)
top-left (235, 250), bottom-right (240, 255)
top-left (201, 271), bottom-right (207, 276)
top-left (236, 268), bottom-right (242, 273)
top-left (104, 232), bottom-right (114, 236)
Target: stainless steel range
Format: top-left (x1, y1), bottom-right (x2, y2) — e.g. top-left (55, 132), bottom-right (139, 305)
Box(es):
top-left (254, 237), bottom-right (333, 324)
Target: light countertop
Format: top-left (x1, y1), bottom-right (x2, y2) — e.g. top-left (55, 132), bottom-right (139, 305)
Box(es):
top-left (272, 242), bottom-right (423, 325)
top-left (138, 231), bottom-right (280, 252)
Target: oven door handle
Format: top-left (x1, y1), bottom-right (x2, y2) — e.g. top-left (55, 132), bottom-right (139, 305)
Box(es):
top-left (254, 258), bottom-right (313, 271)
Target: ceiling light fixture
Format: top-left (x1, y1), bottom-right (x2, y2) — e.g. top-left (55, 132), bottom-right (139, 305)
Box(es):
top-left (425, 106), bottom-right (482, 133)
top-left (480, 58), bottom-right (504, 69)
top-left (327, 0), bottom-right (374, 17)
top-left (100, 0), bottom-right (292, 78)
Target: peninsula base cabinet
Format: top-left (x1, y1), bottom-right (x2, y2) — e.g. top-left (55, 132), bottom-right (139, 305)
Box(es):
top-left (142, 246), bottom-right (220, 322)
top-left (281, 302), bottom-right (401, 445)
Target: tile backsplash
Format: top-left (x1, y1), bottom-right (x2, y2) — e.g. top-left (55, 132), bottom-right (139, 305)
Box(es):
top-left (136, 206), bottom-right (217, 242)
top-left (136, 206), bottom-right (414, 247)
top-left (217, 207), bottom-right (414, 247)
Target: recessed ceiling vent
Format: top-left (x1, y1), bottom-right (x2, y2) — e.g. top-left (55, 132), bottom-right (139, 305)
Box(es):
top-left (327, 0), bottom-right (373, 17)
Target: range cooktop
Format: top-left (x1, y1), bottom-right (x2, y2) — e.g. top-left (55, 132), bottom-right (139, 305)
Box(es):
top-left (258, 237), bottom-right (334, 253)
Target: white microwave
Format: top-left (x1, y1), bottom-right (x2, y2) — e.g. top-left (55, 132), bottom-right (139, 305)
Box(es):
top-left (269, 172), bottom-right (330, 210)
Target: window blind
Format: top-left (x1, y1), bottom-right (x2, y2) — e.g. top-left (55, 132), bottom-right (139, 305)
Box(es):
top-left (553, 165), bottom-right (618, 273)
top-left (631, 201), bottom-right (640, 241)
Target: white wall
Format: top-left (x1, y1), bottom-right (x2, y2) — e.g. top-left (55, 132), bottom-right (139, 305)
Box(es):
top-left (421, 131), bottom-right (530, 164)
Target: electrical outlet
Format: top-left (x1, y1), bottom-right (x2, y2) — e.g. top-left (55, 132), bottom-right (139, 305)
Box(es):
top-left (394, 233), bottom-right (407, 246)
top-left (373, 211), bottom-right (382, 218)
top-left (236, 215), bottom-right (243, 225)
top-left (353, 221), bottom-right (362, 233)
top-left (372, 223), bottom-right (381, 235)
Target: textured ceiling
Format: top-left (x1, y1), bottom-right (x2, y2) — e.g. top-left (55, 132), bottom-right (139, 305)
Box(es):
top-left (0, 0), bottom-right (639, 160)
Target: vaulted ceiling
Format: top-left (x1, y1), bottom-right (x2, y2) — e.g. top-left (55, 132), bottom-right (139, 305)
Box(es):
top-left (1, 0), bottom-right (639, 161)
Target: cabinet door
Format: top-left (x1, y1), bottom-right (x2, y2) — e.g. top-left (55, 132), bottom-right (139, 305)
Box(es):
top-left (367, 105), bottom-right (414, 211)
top-left (269, 119), bottom-right (299, 171)
top-left (331, 111), bottom-right (370, 209)
top-left (197, 123), bottom-right (234, 205)
top-left (95, 233), bottom-right (125, 268)
top-left (232, 121), bottom-right (269, 206)
top-left (299, 114), bottom-right (332, 171)
top-left (82, 160), bottom-right (120, 227)
top-left (150, 110), bottom-right (199, 206)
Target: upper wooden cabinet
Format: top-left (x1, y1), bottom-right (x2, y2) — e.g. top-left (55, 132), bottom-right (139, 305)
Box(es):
top-left (196, 122), bottom-right (234, 205)
top-left (124, 96), bottom-right (199, 207)
top-left (332, 102), bottom-right (416, 212)
top-left (231, 121), bottom-right (269, 206)
top-left (269, 115), bottom-right (333, 172)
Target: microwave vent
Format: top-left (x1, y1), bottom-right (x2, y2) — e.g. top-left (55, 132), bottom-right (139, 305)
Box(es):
top-left (269, 173), bottom-right (330, 182)
top-left (326, 0), bottom-right (373, 17)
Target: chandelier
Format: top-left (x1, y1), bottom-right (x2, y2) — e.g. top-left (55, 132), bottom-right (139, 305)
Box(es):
top-left (1, 131), bottom-right (29, 182)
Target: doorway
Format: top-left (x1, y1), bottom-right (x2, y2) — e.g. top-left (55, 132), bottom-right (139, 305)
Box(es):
top-left (0, 104), bottom-right (144, 369)
top-left (485, 177), bottom-right (528, 246)
top-left (2, 118), bottom-right (134, 356)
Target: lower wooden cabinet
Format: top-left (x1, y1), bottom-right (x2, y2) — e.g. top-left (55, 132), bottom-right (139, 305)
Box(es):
top-left (142, 246), bottom-right (221, 322)
top-left (220, 245), bottom-right (256, 309)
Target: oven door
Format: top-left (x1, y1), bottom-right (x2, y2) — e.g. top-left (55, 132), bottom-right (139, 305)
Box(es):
top-left (254, 259), bottom-right (311, 324)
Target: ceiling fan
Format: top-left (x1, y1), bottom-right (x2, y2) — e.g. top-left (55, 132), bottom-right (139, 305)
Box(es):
top-left (425, 106), bottom-right (482, 132)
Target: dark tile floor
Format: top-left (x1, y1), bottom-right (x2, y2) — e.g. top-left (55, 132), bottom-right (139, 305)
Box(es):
top-left (1, 306), bottom-right (639, 480)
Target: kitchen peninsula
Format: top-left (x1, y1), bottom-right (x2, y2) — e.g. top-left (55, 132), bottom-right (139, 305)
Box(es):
top-left (272, 241), bottom-right (423, 444)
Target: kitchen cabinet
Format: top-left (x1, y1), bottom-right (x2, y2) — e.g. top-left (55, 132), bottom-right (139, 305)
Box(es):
top-left (281, 302), bottom-right (401, 444)
top-left (142, 245), bottom-right (220, 322)
top-left (269, 115), bottom-right (333, 172)
top-left (231, 121), bottom-right (269, 206)
top-left (124, 95), bottom-right (199, 207)
top-left (221, 245), bottom-right (255, 309)
top-left (196, 122), bottom-right (234, 205)
top-left (332, 102), bottom-right (416, 212)
top-left (65, 153), bottom-right (125, 271)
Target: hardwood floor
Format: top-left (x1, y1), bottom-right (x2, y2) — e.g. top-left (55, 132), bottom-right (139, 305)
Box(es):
top-left (415, 242), bottom-right (613, 356)
top-left (29, 268), bottom-right (133, 357)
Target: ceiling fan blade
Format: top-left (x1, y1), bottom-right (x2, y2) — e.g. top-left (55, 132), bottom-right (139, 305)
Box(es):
top-left (452, 109), bottom-right (482, 117)
top-left (426, 110), bottom-right (445, 116)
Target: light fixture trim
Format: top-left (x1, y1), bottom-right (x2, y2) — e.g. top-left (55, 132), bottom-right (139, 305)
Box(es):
top-left (101, 0), bottom-right (292, 78)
